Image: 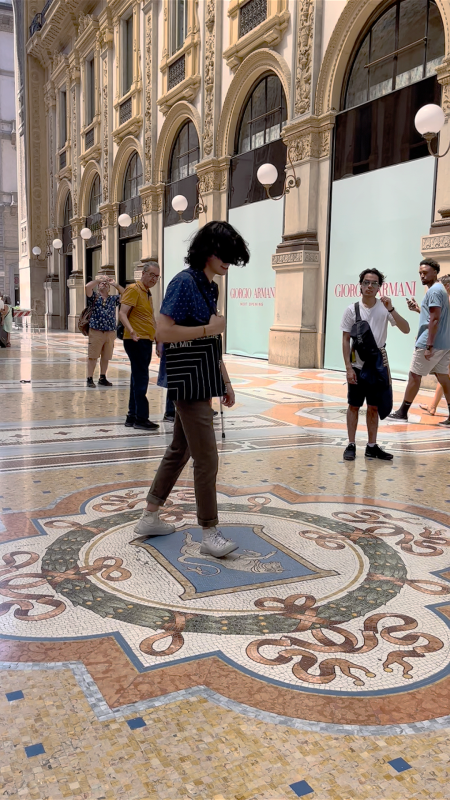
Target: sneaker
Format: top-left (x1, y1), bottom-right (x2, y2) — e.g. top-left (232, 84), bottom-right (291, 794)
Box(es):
top-left (388, 410), bottom-right (408, 421)
top-left (365, 444), bottom-right (393, 461)
top-left (98, 376), bottom-right (113, 386)
top-left (343, 443), bottom-right (356, 461)
top-left (134, 419), bottom-right (159, 431)
top-left (438, 417), bottom-right (450, 426)
top-left (87, 377), bottom-right (96, 388)
top-left (212, 410), bottom-right (219, 417)
top-left (200, 528), bottom-right (238, 558)
top-left (124, 416), bottom-right (136, 428)
top-left (134, 510), bottom-right (176, 537)
top-left (163, 414), bottom-right (175, 423)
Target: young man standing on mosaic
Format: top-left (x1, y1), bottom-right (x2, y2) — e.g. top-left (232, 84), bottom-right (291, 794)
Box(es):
top-left (133, 221), bottom-right (249, 558)
top-left (389, 258), bottom-right (450, 426)
top-left (341, 268), bottom-right (410, 461)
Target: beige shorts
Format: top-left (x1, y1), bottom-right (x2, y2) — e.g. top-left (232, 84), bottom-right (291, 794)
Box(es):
top-left (410, 347), bottom-right (450, 377)
top-left (88, 329), bottom-right (116, 361)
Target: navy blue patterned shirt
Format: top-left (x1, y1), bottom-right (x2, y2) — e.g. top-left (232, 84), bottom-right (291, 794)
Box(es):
top-left (157, 268), bottom-right (219, 388)
top-left (87, 291), bottom-right (120, 331)
top-left (160, 268), bottom-right (218, 325)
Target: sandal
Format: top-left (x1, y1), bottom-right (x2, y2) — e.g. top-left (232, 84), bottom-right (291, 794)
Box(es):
top-left (419, 404), bottom-right (436, 415)
top-left (5, 342), bottom-right (11, 347)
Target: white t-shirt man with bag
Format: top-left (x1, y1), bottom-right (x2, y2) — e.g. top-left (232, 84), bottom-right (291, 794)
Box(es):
top-left (340, 269), bottom-right (410, 461)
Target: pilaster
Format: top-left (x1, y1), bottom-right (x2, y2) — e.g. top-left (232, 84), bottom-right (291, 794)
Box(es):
top-left (140, 183), bottom-right (164, 260)
top-left (196, 157), bottom-right (229, 224)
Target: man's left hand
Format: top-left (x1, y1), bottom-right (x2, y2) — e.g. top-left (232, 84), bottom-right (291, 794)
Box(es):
top-left (380, 296), bottom-right (394, 311)
top-left (424, 347), bottom-right (434, 361)
top-left (222, 385), bottom-right (235, 408)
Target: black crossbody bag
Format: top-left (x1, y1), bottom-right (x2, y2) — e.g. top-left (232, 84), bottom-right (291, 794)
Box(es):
top-left (165, 275), bottom-right (225, 401)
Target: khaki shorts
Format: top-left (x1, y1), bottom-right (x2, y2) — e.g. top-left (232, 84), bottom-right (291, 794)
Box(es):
top-left (410, 347), bottom-right (450, 377)
top-left (88, 329), bottom-right (116, 361)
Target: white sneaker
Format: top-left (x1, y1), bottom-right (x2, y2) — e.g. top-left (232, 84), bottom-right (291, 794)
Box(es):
top-left (134, 510), bottom-right (176, 537)
top-left (200, 528), bottom-right (238, 558)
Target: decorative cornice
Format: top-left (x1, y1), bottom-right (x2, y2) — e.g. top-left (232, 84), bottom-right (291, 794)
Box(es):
top-left (157, 75), bottom-right (201, 115)
top-left (140, 183), bottom-right (164, 214)
top-left (422, 234), bottom-right (450, 252)
top-left (196, 157), bottom-right (229, 194)
top-left (282, 113), bottom-right (336, 163)
top-left (272, 251), bottom-right (320, 269)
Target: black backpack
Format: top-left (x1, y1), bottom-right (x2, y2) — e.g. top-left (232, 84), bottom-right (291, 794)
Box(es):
top-left (350, 302), bottom-right (380, 362)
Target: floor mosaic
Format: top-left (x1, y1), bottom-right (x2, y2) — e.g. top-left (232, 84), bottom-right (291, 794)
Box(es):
top-left (1, 331), bottom-right (450, 799)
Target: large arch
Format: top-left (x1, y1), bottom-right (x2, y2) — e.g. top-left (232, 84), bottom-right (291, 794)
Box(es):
top-left (111, 136), bottom-right (143, 204)
top-left (216, 49), bottom-right (291, 159)
top-left (315, 0), bottom-right (450, 116)
top-left (55, 178), bottom-right (72, 228)
top-left (154, 101), bottom-right (202, 184)
top-left (79, 161), bottom-right (102, 218)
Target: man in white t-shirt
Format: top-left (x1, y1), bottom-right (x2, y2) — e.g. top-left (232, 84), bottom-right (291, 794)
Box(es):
top-left (340, 269), bottom-right (410, 461)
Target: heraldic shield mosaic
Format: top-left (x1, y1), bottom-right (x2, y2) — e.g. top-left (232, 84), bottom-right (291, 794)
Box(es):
top-left (3, 483), bottom-right (450, 713)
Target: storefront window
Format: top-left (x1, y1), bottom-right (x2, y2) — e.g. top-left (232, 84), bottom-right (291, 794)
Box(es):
top-left (345, 0), bottom-right (444, 110)
top-left (125, 238), bottom-right (142, 283)
top-left (236, 75), bottom-right (287, 155)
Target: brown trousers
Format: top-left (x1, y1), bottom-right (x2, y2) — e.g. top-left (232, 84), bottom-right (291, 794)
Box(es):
top-left (147, 399), bottom-right (218, 527)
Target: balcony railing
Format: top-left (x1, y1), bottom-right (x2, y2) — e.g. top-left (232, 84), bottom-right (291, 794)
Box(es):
top-left (239, 0), bottom-right (267, 38)
top-left (85, 128), bottom-right (95, 149)
top-left (119, 97), bottom-right (132, 126)
top-left (168, 54), bottom-right (186, 91)
top-left (29, 0), bottom-right (54, 38)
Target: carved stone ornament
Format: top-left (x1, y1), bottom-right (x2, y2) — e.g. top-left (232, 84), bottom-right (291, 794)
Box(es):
top-left (77, 13), bottom-right (93, 35)
top-left (272, 251), bottom-right (319, 267)
top-left (141, 187), bottom-right (164, 214)
top-left (295, 0), bottom-right (314, 117)
top-left (203, 0), bottom-right (215, 157)
top-left (71, 86), bottom-right (78, 216)
top-left (436, 58), bottom-right (450, 114)
top-left (144, 5), bottom-right (153, 183)
top-left (103, 57), bottom-right (109, 203)
top-left (422, 234), bottom-right (450, 251)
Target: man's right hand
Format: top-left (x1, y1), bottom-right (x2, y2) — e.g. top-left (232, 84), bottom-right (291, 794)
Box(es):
top-left (346, 365), bottom-right (357, 385)
top-left (208, 314), bottom-right (226, 335)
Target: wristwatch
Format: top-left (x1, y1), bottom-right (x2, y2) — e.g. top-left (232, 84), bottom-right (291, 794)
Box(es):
top-left (426, 345), bottom-right (433, 350)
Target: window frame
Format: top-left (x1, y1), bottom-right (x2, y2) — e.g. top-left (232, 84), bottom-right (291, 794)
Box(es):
top-left (343, 0), bottom-right (445, 110)
top-left (89, 174), bottom-right (102, 216)
top-left (168, 120), bottom-right (200, 183)
top-left (123, 152), bottom-right (143, 201)
top-left (63, 193), bottom-right (73, 227)
top-left (59, 89), bottom-right (67, 150)
top-left (235, 73), bottom-right (287, 156)
top-left (86, 56), bottom-right (95, 127)
top-left (171, 0), bottom-right (188, 56)
top-left (122, 13), bottom-right (134, 97)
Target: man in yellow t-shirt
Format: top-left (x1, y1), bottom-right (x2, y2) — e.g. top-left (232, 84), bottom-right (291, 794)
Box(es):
top-left (119, 261), bottom-right (160, 431)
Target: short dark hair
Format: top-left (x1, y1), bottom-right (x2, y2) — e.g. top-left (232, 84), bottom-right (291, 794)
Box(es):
top-left (440, 273), bottom-right (450, 286)
top-left (185, 221), bottom-right (250, 271)
top-left (359, 268), bottom-right (385, 286)
top-left (420, 257), bottom-right (440, 273)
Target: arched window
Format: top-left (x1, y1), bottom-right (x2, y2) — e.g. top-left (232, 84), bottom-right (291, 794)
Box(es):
top-left (169, 121), bottom-right (199, 183)
top-left (63, 193), bottom-right (72, 226)
top-left (89, 173), bottom-right (101, 215)
top-left (345, 0), bottom-right (445, 110)
top-left (236, 75), bottom-right (287, 155)
top-left (123, 152), bottom-right (143, 200)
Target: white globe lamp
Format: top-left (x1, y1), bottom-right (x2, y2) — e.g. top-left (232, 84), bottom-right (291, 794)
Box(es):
top-left (415, 104), bottom-right (445, 136)
top-left (118, 212), bottom-right (132, 227)
top-left (257, 163), bottom-right (278, 187)
top-left (32, 246), bottom-right (41, 256)
top-left (52, 238), bottom-right (63, 250)
top-left (80, 227), bottom-right (92, 240)
top-left (172, 194), bottom-right (188, 213)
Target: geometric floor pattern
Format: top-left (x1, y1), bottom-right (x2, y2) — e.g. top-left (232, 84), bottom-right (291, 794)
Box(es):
top-left (2, 330), bottom-right (450, 799)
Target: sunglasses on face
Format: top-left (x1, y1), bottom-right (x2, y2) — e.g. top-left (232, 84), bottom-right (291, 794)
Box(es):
top-left (362, 280), bottom-right (380, 287)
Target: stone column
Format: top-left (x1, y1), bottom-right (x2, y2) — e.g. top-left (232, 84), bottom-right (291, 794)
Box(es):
top-left (421, 57), bottom-right (450, 271)
top-left (66, 217), bottom-right (84, 332)
top-left (140, 184), bottom-right (164, 262)
top-left (99, 203), bottom-right (117, 277)
top-left (268, 114), bottom-right (333, 367)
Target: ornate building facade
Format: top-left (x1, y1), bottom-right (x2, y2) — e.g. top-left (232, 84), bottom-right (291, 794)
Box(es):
top-left (13, 0), bottom-right (450, 374)
top-left (0, 0), bottom-right (18, 303)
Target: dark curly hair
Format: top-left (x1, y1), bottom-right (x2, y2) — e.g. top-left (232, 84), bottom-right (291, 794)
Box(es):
top-left (359, 268), bottom-right (385, 286)
top-left (185, 221), bottom-right (250, 271)
top-left (420, 257), bottom-right (440, 273)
